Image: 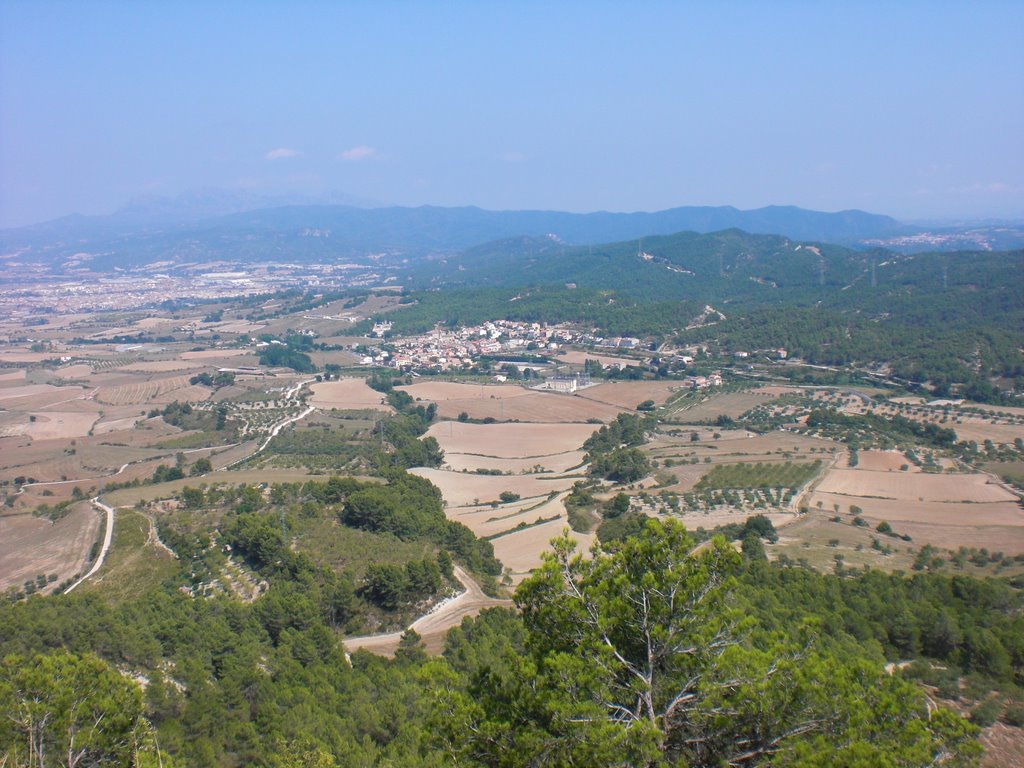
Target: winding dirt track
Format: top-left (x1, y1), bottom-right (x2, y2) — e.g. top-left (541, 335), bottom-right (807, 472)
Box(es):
top-left (343, 566), bottom-right (513, 656)
top-left (64, 498), bottom-right (114, 593)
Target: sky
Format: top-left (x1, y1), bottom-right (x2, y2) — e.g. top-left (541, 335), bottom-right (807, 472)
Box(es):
top-left (1, 1), bottom-right (1022, 228)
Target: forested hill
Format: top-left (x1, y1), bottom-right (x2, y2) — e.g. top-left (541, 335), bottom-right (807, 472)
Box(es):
top-left (1, 203), bottom-right (902, 271)
top-left (383, 233), bottom-right (1023, 389)
top-left (407, 228), bottom-right (1023, 311)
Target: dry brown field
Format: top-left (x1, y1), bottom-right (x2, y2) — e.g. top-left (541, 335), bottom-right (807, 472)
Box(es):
top-left (554, 349), bottom-right (642, 368)
top-left (400, 380), bottom-right (626, 423)
top-left (0, 384), bottom-right (89, 410)
top-left (0, 369), bottom-right (27, 383)
top-left (842, 400), bottom-right (1024, 446)
top-left (308, 378), bottom-right (393, 411)
top-left (811, 492), bottom-right (1024, 529)
top-left (970, 403), bottom-right (1024, 419)
top-left (490, 520), bottom-right (594, 582)
top-left (580, 380), bottom-right (682, 409)
top-left (668, 389), bottom-right (786, 422)
top-left (426, 420), bottom-right (596, 458)
top-left (855, 450), bottom-right (916, 471)
top-left (952, 422), bottom-right (1024, 445)
top-left (55, 364), bottom-right (93, 378)
top-left (451, 493), bottom-right (569, 539)
top-left (648, 431), bottom-right (836, 474)
top-left (664, 508), bottom-right (794, 531)
top-left (652, 464), bottom-right (715, 493)
top-left (0, 351), bottom-right (54, 364)
top-left (207, 320), bottom-right (267, 334)
top-left (441, 450), bottom-right (585, 474)
top-left (0, 503), bottom-right (101, 594)
top-left (180, 348), bottom-right (249, 360)
top-left (101, 466), bottom-right (315, 507)
top-left (410, 467), bottom-right (568, 508)
top-left (20, 412), bottom-right (100, 440)
top-left (95, 374), bottom-right (207, 405)
top-left (768, 513), bottom-right (919, 572)
top-left (148, 383), bottom-right (212, 405)
top-left (308, 350), bottom-right (361, 368)
top-left (92, 416), bottom-right (142, 435)
top-left (132, 317), bottom-right (175, 330)
top-left (817, 469), bottom-right (1014, 503)
top-left (114, 360), bottom-right (201, 373)
top-left (805, 460), bottom-right (1024, 555)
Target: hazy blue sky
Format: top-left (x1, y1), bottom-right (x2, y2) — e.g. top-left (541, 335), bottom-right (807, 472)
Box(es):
top-left (1, 1), bottom-right (1021, 227)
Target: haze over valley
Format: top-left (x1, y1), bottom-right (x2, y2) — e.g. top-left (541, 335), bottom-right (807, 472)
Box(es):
top-left (1, 3), bottom-right (1022, 767)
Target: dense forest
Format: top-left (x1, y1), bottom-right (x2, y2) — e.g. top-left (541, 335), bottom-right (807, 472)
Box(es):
top-left (3, 517), bottom-right (1020, 766)
top-left (371, 232), bottom-right (1023, 396)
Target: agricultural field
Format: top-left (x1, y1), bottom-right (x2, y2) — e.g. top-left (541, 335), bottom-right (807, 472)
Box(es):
top-left (665, 387), bottom-right (796, 423)
top-left (399, 380), bottom-right (625, 422)
top-left (411, 419), bottom-right (600, 581)
top-left (578, 380), bottom-right (682, 409)
top-left (425, 420), bottom-right (596, 458)
top-left (805, 452), bottom-right (1024, 556)
top-left (554, 349), bottom-right (643, 369)
top-left (0, 501), bottom-right (102, 597)
top-left (309, 377), bottom-right (393, 410)
top-left (3, 294), bottom-right (1024, 630)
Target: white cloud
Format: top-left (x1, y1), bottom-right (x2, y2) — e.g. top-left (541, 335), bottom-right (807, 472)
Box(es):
top-left (339, 145), bottom-right (377, 162)
top-left (265, 147), bottom-right (301, 160)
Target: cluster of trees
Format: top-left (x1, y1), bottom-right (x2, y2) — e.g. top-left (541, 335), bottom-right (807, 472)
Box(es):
top-left (584, 413), bottom-right (656, 483)
top-left (257, 339), bottom-right (315, 372)
top-left (340, 472), bottom-right (499, 577)
top-left (427, 521), bottom-right (988, 767)
top-left (4, 514), bottom-right (1022, 766)
top-left (156, 401), bottom-right (230, 433)
top-left (805, 408), bottom-right (957, 449)
top-left (360, 556), bottom-right (447, 611)
top-left (189, 371), bottom-right (235, 388)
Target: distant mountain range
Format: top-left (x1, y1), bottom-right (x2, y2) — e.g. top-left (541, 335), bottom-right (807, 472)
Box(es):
top-left (2, 192), bottom-right (1022, 273)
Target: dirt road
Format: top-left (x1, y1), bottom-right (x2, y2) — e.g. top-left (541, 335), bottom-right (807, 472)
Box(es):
top-left (343, 566), bottom-right (513, 656)
top-left (64, 498), bottom-right (114, 593)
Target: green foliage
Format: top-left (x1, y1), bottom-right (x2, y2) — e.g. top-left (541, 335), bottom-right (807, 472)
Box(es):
top-left (339, 472), bottom-right (500, 576)
top-left (258, 343), bottom-right (316, 372)
top-left (429, 520), bottom-right (982, 767)
top-left (805, 408), bottom-right (957, 449)
top-left (0, 651), bottom-right (151, 767)
top-left (589, 447), bottom-right (651, 483)
top-left (694, 460), bottom-right (821, 491)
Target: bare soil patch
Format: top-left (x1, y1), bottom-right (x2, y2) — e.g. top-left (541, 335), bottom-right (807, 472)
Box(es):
top-left (855, 450), bottom-right (917, 471)
top-left (400, 381), bottom-right (624, 423)
top-left (581, 381), bottom-right (682, 409)
top-left (442, 450), bottom-right (585, 475)
top-left (490, 520), bottom-right (594, 582)
top-left (410, 467), bottom-right (568, 508)
top-left (426, 421), bottom-right (596, 458)
top-left (309, 378), bottom-right (393, 411)
top-left (114, 360), bottom-right (200, 373)
top-left (180, 348), bottom-right (250, 360)
top-left (0, 503), bottom-right (101, 594)
top-left (669, 390), bottom-right (784, 422)
top-left (817, 469), bottom-right (1015, 503)
top-left (555, 349), bottom-right (642, 368)
top-left (95, 374), bottom-right (195, 405)
top-left (811, 492), bottom-right (1024, 528)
